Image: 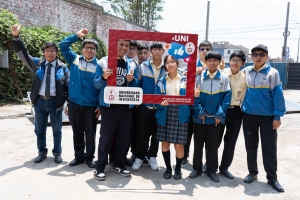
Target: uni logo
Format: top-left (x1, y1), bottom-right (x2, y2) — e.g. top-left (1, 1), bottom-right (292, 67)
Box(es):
top-left (172, 35), bottom-right (189, 42)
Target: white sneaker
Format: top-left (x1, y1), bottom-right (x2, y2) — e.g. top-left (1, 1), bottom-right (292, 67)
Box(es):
top-left (148, 157), bottom-right (159, 171)
top-left (132, 158), bottom-right (143, 171)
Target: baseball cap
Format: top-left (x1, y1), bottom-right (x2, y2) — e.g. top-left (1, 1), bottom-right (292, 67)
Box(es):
top-left (251, 44), bottom-right (268, 53)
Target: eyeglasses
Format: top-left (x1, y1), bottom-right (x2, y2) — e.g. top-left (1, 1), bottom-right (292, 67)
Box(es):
top-left (83, 47), bottom-right (96, 52)
top-left (165, 61), bottom-right (176, 66)
top-left (252, 53), bottom-right (266, 58)
top-left (199, 48), bottom-right (211, 52)
top-left (230, 60), bottom-right (243, 64)
top-left (129, 48), bottom-right (137, 52)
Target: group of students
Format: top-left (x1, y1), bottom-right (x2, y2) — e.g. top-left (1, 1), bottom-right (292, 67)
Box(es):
top-left (10, 24), bottom-right (286, 193)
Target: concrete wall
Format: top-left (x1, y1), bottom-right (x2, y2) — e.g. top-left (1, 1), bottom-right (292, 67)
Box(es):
top-left (0, 0), bottom-right (148, 46)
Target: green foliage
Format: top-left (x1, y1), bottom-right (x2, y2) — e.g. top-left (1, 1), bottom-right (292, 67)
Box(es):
top-left (0, 8), bottom-right (107, 105)
top-left (108, 0), bottom-right (164, 30)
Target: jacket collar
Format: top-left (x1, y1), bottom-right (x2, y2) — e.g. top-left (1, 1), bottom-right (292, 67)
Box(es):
top-left (249, 63), bottom-right (271, 74)
top-left (203, 69), bottom-right (222, 79)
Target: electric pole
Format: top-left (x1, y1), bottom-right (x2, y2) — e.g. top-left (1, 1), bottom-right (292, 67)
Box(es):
top-left (205, 1), bottom-right (210, 41)
top-left (282, 2), bottom-right (290, 62)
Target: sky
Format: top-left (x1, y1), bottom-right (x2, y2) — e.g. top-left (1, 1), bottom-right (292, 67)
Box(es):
top-left (96, 0), bottom-right (300, 60)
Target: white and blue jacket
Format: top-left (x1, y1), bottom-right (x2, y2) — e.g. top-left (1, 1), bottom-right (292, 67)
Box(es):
top-left (241, 63), bottom-right (286, 120)
top-left (93, 56), bottom-right (139, 108)
top-left (139, 59), bottom-right (166, 107)
top-left (193, 69), bottom-right (231, 124)
top-left (155, 74), bottom-right (191, 126)
top-left (59, 34), bottom-right (100, 107)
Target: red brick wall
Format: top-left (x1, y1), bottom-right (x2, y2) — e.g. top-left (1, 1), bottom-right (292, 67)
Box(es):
top-left (0, 0), bottom-right (148, 46)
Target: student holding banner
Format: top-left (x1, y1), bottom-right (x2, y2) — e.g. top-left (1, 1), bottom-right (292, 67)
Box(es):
top-left (93, 39), bottom-right (139, 181)
top-left (132, 43), bottom-right (166, 172)
top-left (155, 55), bottom-right (191, 180)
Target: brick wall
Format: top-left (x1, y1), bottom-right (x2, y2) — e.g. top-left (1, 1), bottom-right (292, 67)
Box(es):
top-left (0, 0), bottom-right (148, 46)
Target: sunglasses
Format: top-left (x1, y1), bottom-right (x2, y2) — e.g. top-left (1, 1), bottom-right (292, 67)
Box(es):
top-left (252, 53), bottom-right (266, 58)
top-left (199, 48), bottom-right (211, 52)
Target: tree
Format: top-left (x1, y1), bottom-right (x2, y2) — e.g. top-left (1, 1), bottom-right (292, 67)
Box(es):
top-left (108, 0), bottom-right (164, 30)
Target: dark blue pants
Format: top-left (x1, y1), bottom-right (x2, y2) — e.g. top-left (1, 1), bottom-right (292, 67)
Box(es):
top-left (219, 106), bottom-right (242, 171)
top-left (243, 113), bottom-right (278, 180)
top-left (95, 105), bottom-right (132, 170)
top-left (135, 105), bottom-right (158, 160)
top-left (68, 101), bottom-right (97, 161)
top-left (184, 109), bottom-right (194, 158)
top-left (34, 98), bottom-right (62, 156)
top-left (193, 123), bottom-right (222, 173)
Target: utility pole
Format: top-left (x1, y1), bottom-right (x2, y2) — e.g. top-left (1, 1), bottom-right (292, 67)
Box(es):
top-left (205, 1), bottom-right (210, 41)
top-left (282, 2), bottom-right (290, 62)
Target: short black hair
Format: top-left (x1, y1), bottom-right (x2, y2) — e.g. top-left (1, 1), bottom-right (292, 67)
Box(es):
top-left (205, 51), bottom-right (222, 61)
top-left (150, 42), bottom-right (163, 50)
top-left (42, 42), bottom-right (58, 53)
top-left (82, 38), bottom-right (98, 51)
top-left (130, 40), bottom-right (138, 48)
top-left (137, 42), bottom-right (150, 51)
top-left (230, 50), bottom-right (246, 62)
top-left (163, 55), bottom-right (179, 70)
top-left (198, 40), bottom-right (212, 50)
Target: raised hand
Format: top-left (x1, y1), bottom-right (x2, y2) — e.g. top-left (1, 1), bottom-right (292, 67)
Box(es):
top-left (126, 69), bottom-right (134, 82)
top-left (194, 85), bottom-right (201, 97)
top-left (11, 24), bottom-right (21, 37)
top-left (77, 29), bottom-right (89, 39)
top-left (161, 100), bottom-right (169, 106)
top-left (102, 68), bottom-right (113, 80)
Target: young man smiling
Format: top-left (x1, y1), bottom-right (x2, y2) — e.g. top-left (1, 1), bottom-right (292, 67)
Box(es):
top-left (93, 39), bottom-right (139, 181)
top-left (59, 29), bottom-right (101, 168)
top-left (218, 50), bottom-right (246, 179)
top-left (191, 51), bottom-right (231, 182)
top-left (132, 43), bottom-right (166, 172)
top-left (242, 44), bottom-right (286, 192)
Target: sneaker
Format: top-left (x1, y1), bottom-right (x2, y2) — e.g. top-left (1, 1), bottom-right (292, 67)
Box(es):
top-left (93, 169), bottom-right (106, 181)
top-left (132, 158), bottom-right (143, 171)
top-left (114, 167), bottom-right (131, 177)
top-left (148, 157), bottom-right (159, 171)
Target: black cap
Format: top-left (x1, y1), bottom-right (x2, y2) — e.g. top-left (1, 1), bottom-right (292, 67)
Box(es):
top-left (251, 44), bottom-right (268, 53)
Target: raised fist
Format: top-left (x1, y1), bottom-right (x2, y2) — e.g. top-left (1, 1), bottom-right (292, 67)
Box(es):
top-left (77, 29), bottom-right (89, 39)
top-left (11, 24), bottom-right (21, 37)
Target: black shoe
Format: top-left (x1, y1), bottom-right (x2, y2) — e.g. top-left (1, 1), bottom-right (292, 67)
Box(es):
top-left (220, 169), bottom-right (234, 179)
top-left (143, 156), bottom-right (148, 164)
top-left (69, 159), bottom-right (84, 166)
top-left (189, 170), bottom-right (200, 179)
top-left (182, 157), bottom-right (188, 165)
top-left (207, 172), bottom-right (220, 182)
top-left (114, 167), bottom-right (131, 177)
top-left (202, 163), bottom-right (207, 173)
top-left (125, 158), bottom-right (134, 166)
top-left (268, 179), bottom-right (284, 192)
top-left (174, 171), bottom-right (182, 180)
top-left (130, 154), bottom-right (136, 162)
top-left (86, 160), bottom-right (95, 168)
top-left (34, 155), bottom-right (47, 163)
top-left (54, 155), bottom-right (62, 163)
top-left (244, 174), bottom-right (257, 183)
top-left (94, 169), bottom-right (106, 181)
top-left (164, 169), bottom-right (172, 179)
